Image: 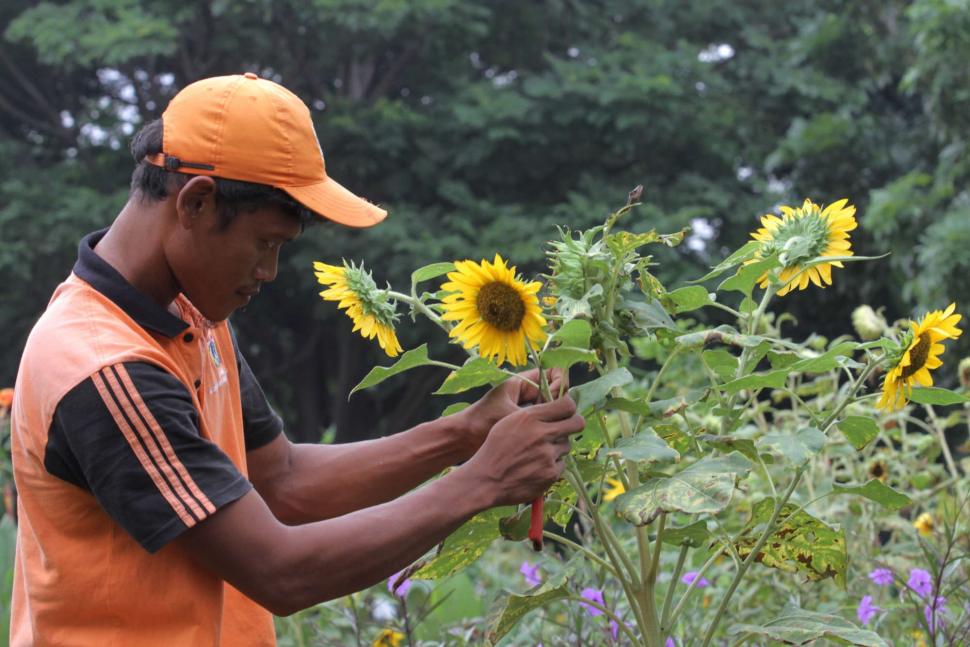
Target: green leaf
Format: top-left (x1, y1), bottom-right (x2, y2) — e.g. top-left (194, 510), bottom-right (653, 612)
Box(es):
top-left (728, 605), bottom-right (890, 646)
top-left (411, 262), bottom-right (456, 287)
top-left (547, 457), bottom-right (603, 526)
top-left (350, 344), bottom-right (434, 396)
top-left (720, 369), bottom-right (789, 394)
top-left (667, 285), bottom-right (713, 313)
top-left (540, 346), bottom-right (598, 370)
top-left (570, 368), bottom-right (633, 412)
top-left (604, 389), bottom-right (707, 420)
top-left (717, 253), bottom-right (780, 297)
top-left (414, 507), bottom-right (514, 580)
top-left (558, 284), bottom-right (602, 321)
top-left (441, 402), bottom-right (470, 417)
top-left (498, 507), bottom-right (531, 541)
top-left (757, 427), bottom-right (827, 466)
top-left (736, 499), bottom-right (847, 586)
top-left (434, 358), bottom-right (507, 395)
top-left (832, 479), bottom-right (912, 511)
top-left (616, 453), bottom-right (752, 522)
top-left (484, 557), bottom-right (580, 645)
top-left (698, 434), bottom-right (760, 464)
top-left (788, 341), bottom-right (859, 374)
top-left (625, 297), bottom-right (677, 331)
top-left (662, 520), bottom-right (710, 547)
top-left (702, 349), bottom-right (739, 382)
top-left (908, 387), bottom-right (970, 405)
top-left (691, 240), bottom-right (762, 284)
top-left (837, 416), bottom-right (879, 450)
top-left (549, 319), bottom-right (592, 348)
top-left (605, 433), bottom-right (679, 466)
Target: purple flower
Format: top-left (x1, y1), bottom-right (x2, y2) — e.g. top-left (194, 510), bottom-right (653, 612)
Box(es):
top-left (681, 571), bottom-right (710, 588)
top-left (520, 561), bottom-right (542, 588)
top-left (857, 595), bottom-right (880, 625)
top-left (924, 595), bottom-right (946, 631)
top-left (387, 570), bottom-right (412, 598)
top-left (666, 639), bottom-right (676, 647)
top-left (908, 568), bottom-right (933, 598)
top-left (868, 568), bottom-right (894, 587)
top-left (608, 620), bottom-right (633, 642)
top-left (579, 587), bottom-right (605, 617)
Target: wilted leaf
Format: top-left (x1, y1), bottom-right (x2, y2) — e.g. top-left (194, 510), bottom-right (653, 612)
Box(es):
top-left (736, 499), bottom-right (847, 586)
top-left (616, 453), bottom-right (752, 522)
top-left (787, 342), bottom-right (858, 374)
top-left (728, 605), bottom-right (889, 646)
top-left (691, 240), bottom-right (761, 284)
top-left (415, 507), bottom-right (514, 579)
top-left (720, 369), bottom-right (789, 393)
top-left (718, 254), bottom-right (781, 297)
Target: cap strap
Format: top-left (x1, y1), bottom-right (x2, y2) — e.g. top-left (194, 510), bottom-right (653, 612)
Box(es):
top-left (144, 153), bottom-right (215, 172)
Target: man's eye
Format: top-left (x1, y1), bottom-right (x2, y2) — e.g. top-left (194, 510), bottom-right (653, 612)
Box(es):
top-left (259, 239), bottom-right (276, 250)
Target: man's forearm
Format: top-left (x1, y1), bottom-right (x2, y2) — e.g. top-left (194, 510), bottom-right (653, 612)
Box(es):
top-left (264, 412), bottom-right (473, 524)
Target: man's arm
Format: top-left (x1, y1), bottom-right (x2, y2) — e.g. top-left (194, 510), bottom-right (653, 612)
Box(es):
top-left (248, 368), bottom-right (568, 525)
top-left (247, 412), bottom-right (472, 524)
top-left (178, 396), bottom-right (583, 616)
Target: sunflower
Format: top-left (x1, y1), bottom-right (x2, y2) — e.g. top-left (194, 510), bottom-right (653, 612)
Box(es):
top-left (602, 477), bottom-right (625, 502)
top-left (747, 198), bottom-right (857, 296)
top-left (913, 512), bottom-right (934, 537)
top-left (314, 261), bottom-right (403, 357)
top-left (439, 254), bottom-right (547, 367)
top-left (877, 303), bottom-right (962, 411)
top-left (372, 629), bottom-right (404, 647)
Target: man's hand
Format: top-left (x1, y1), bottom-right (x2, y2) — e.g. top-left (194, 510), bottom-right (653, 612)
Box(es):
top-left (455, 368), bottom-right (569, 458)
top-left (460, 395), bottom-right (584, 506)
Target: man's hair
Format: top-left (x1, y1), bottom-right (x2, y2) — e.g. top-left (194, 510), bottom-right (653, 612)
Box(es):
top-left (129, 119), bottom-right (317, 228)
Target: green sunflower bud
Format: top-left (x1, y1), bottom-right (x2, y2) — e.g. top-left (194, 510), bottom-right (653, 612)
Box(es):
top-left (959, 357), bottom-right (970, 390)
top-left (851, 305), bottom-right (887, 341)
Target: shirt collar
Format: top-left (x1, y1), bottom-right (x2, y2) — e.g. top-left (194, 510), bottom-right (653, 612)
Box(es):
top-left (72, 228), bottom-right (189, 338)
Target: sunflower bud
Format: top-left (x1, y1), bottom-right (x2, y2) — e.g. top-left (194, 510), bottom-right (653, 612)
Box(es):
top-left (851, 305), bottom-right (887, 341)
top-left (959, 357), bottom-right (970, 390)
top-left (913, 512), bottom-right (934, 536)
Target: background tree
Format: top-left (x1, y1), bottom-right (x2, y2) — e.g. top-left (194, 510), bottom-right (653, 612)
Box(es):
top-left (2, 0), bottom-right (968, 443)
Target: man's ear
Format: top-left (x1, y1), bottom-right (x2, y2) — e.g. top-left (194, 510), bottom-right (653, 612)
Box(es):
top-left (175, 176), bottom-right (218, 229)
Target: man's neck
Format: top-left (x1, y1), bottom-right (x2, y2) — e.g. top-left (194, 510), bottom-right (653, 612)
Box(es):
top-left (94, 199), bottom-right (182, 311)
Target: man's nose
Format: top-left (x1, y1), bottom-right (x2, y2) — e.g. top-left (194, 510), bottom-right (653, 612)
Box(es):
top-left (253, 249), bottom-right (280, 283)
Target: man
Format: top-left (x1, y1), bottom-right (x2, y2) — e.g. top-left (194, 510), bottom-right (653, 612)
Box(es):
top-left (10, 73), bottom-right (583, 646)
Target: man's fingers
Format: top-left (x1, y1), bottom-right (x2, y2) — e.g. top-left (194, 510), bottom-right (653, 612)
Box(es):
top-left (547, 413), bottom-right (585, 440)
top-left (532, 395), bottom-right (577, 421)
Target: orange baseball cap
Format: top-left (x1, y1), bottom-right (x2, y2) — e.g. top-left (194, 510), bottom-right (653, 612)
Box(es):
top-left (144, 72), bottom-right (387, 228)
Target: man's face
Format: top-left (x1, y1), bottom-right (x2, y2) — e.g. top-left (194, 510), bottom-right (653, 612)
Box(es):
top-left (173, 205), bottom-right (303, 322)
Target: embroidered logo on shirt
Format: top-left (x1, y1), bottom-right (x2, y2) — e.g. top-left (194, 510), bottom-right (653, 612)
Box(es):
top-left (208, 339), bottom-right (222, 367)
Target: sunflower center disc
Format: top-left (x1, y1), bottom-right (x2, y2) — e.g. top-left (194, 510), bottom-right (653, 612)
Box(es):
top-left (900, 332), bottom-right (931, 379)
top-left (476, 281), bottom-right (526, 332)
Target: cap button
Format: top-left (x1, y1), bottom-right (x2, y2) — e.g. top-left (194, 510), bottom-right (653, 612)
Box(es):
top-left (244, 72), bottom-right (258, 80)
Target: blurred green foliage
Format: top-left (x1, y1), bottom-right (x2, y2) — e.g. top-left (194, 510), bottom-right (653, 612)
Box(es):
top-left (1, 0), bottom-right (968, 442)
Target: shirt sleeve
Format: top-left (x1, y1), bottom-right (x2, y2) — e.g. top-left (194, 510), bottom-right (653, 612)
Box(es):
top-left (45, 362), bottom-right (253, 553)
top-left (236, 348), bottom-right (284, 451)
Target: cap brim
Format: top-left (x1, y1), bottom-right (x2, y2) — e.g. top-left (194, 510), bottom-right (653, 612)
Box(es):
top-left (283, 177), bottom-right (387, 228)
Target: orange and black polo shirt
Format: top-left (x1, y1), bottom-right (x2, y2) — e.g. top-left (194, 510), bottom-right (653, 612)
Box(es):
top-left (10, 229), bottom-right (282, 646)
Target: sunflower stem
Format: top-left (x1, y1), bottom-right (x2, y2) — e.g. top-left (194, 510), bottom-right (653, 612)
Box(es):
top-left (387, 290), bottom-right (451, 335)
top-left (925, 404), bottom-right (961, 479)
